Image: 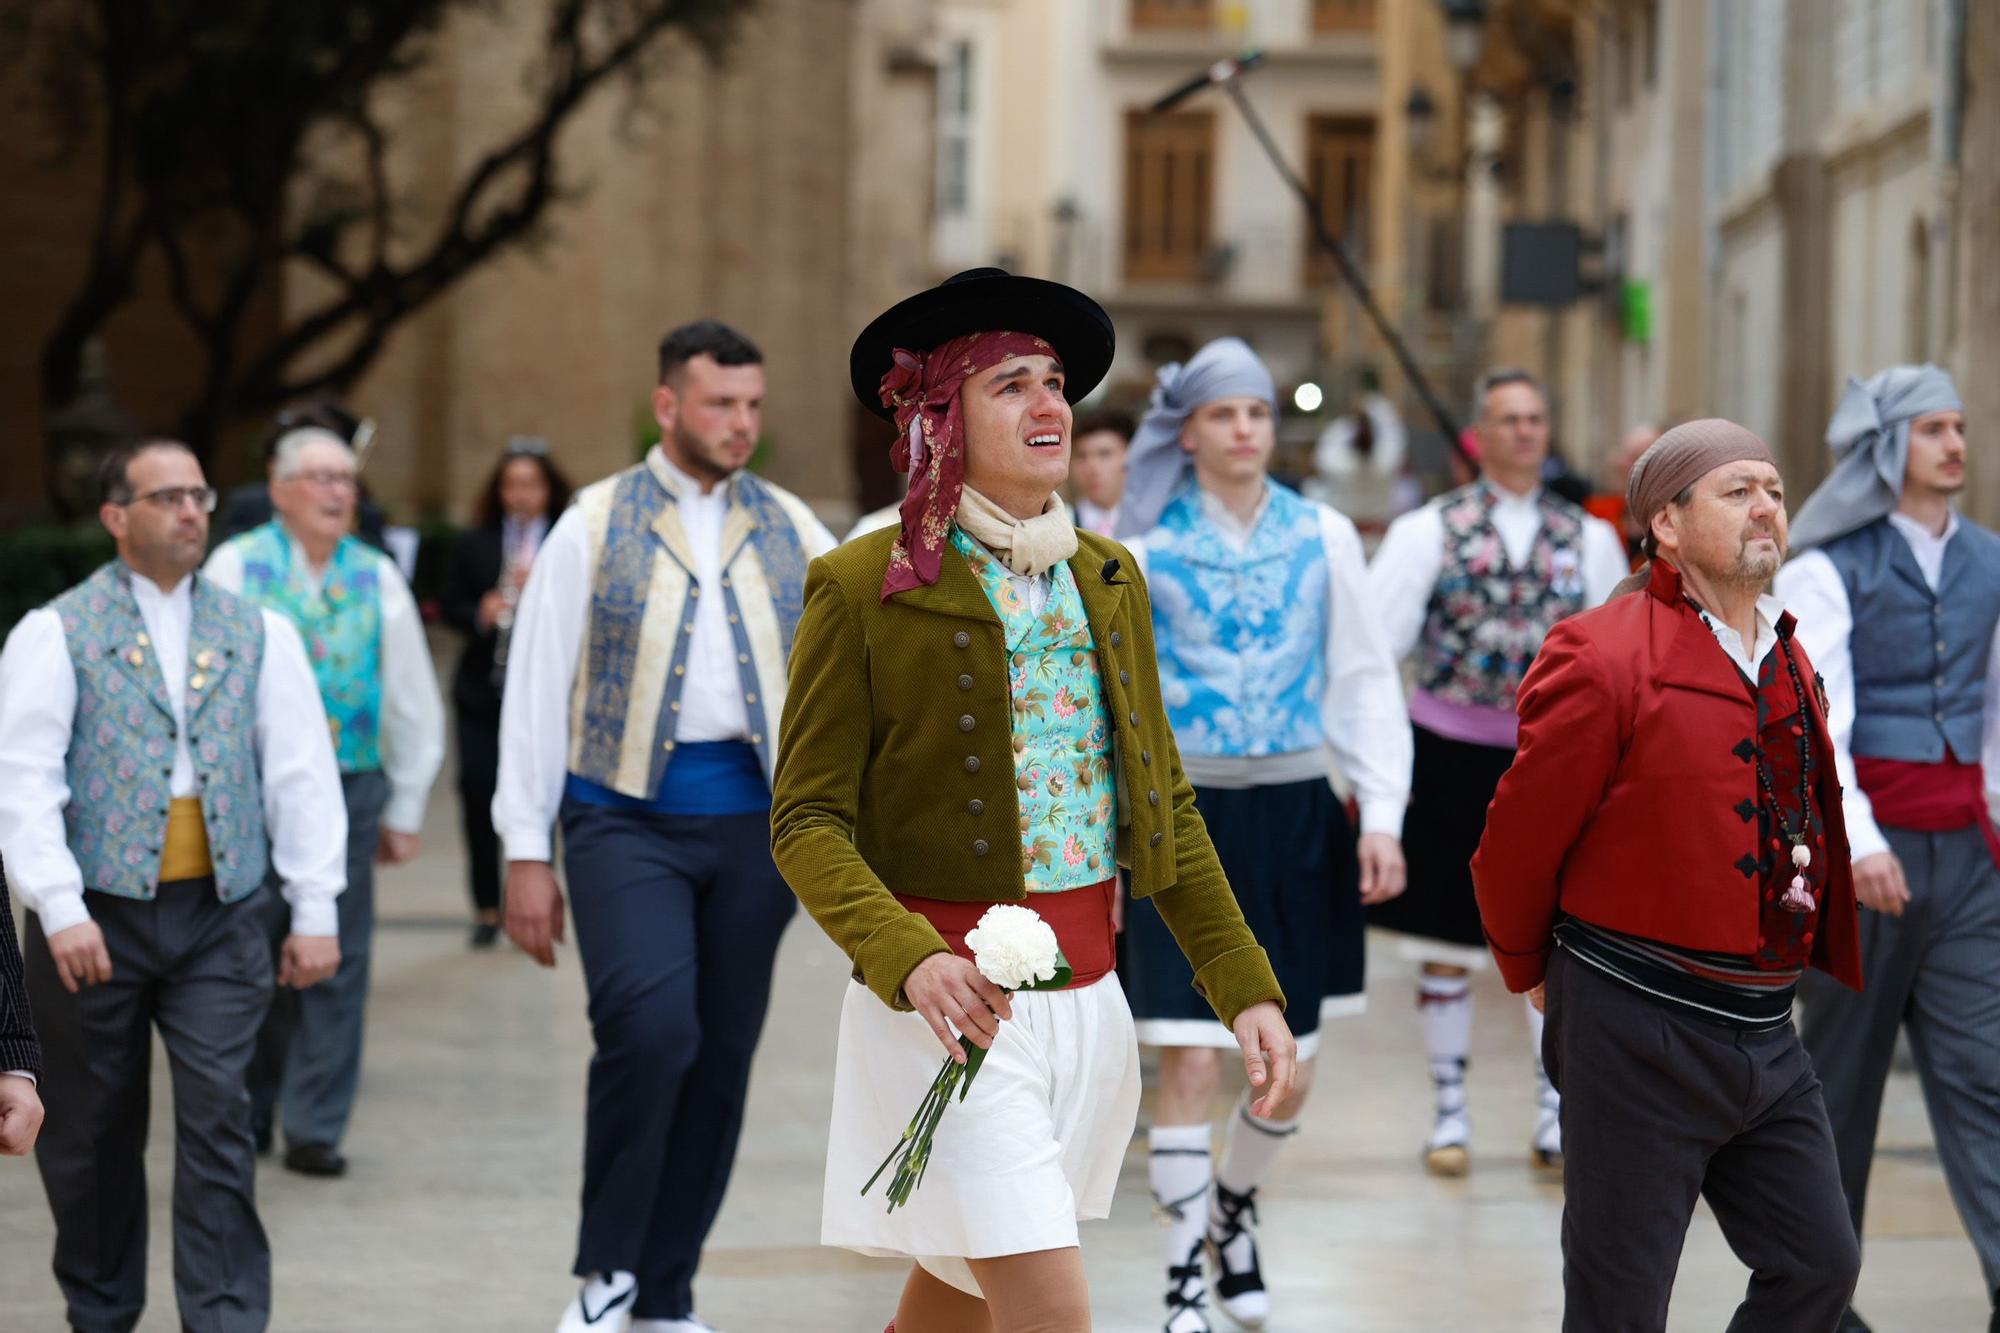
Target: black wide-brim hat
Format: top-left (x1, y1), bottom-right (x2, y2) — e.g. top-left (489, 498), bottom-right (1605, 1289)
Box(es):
top-left (849, 268), bottom-right (1116, 422)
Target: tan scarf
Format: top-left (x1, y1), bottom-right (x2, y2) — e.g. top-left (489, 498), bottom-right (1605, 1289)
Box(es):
top-left (955, 486), bottom-right (1078, 578)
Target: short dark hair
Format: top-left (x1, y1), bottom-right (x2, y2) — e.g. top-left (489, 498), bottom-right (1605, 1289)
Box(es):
top-left (1073, 408), bottom-right (1136, 444)
top-left (475, 447), bottom-right (575, 530)
top-left (98, 438), bottom-right (195, 505)
top-left (1471, 367), bottom-right (1545, 423)
top-left (658, 320), bottom-right (762, 385)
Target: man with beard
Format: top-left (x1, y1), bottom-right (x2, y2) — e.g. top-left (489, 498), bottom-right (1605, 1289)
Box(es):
top-left (1776, 365), bottom-right (2000, 1333)
top-left (1473, 419), bottom-right (1863, 1330)
top-left (494, 320), bottom-right (836, 1332)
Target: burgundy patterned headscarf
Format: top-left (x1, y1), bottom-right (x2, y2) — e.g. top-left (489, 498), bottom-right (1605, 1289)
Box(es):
top-left (877, 330), bottom-right (1058, 601)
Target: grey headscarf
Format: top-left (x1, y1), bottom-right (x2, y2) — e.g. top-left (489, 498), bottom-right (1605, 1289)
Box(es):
top-left (1787, 364), bottom-right (1964, 551)
top-left (1115, 336), bottom-right (1277, 538)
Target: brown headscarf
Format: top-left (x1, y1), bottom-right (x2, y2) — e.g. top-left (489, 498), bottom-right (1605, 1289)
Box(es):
top-left (1613, 417), bottom-right (1777, 596)
top-left (877, 330), bottom-right (1057, 601)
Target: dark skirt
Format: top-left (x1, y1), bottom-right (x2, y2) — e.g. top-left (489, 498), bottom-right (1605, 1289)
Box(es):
top-left (1123, 777), bottom-right (1359, 1048)
top-left (1368, 723), bottom-right (1516, 953)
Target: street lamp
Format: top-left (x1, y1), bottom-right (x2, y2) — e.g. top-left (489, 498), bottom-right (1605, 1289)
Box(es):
top-left (1439, 0), bottom-right (1488, 75)
top-left (1405, 85), bottom-right (1438, 159)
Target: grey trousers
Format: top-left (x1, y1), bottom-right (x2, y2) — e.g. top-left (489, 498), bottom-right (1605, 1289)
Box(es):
top-left (24, 879), bottom-right (275, 1333)
top-left (1546, 948), bottom-right (1860, 1333)
top-left (248, 768), bottom-right (386, 1149)
top-left (1800, 822), bottom-right (2000, 1298)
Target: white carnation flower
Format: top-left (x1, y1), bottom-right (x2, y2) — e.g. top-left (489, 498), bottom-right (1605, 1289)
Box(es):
top-left (963, 904), bottom-right (1063, 990)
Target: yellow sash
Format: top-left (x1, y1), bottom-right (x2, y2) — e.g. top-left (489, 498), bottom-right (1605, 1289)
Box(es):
top-left (158, 797), bottom-right (215, 883)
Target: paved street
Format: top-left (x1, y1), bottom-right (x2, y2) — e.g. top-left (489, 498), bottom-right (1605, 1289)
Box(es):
top-left (0, 772), bottom-right (1987, 1331)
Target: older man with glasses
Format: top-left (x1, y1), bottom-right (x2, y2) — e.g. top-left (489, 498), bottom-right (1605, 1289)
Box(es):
top-left (205, 422), bottom-right (444, 1179)
top-left (0, 439), bottom-right (347, 1331)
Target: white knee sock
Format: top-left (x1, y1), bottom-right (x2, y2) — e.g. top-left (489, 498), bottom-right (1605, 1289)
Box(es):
top-left (1150, 1121), bottom-right (1212, 1329)
top-left (1527, 994), bottom-right (1560, 1153)
top-left (1419, 974), bottom-right (1473, 1142)
top-left (1213, 1089), bottom-right (1298, 1202)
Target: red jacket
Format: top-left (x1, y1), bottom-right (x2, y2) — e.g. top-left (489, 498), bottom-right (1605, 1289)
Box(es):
top-left (1470, 561), bottom-right (1863, 994)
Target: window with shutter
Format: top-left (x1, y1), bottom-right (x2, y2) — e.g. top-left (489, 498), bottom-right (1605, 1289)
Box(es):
top-left (1312, 0), bottom-right (1375, 34)
top-left (1304, 115), bottom-right (1374, 287)
top-left (1123, 110), bottom-right (1216, 283)
top-left (1131, 0), bottom-right (1214, 32)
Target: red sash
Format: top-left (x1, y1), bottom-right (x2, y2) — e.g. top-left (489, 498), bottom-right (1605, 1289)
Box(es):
top-left (894, 880), bottom-right (1118, 989)
top-left (1854, 754), bottom-right (2000, 869)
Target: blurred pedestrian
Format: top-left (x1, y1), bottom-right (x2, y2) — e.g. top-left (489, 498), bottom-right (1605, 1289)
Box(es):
top-left (494, 320), bottom-right (835, 1332)
top-left (1584, 423), bottom-right (1662, 562)
top-left (442, 439), bottom-right (572, 948)
top-left (1118, 338), bottom-right (1410, 1333)
top-left (1474, 420), bottom-right (1862, 1330)
top-left (0, 859), bottom-right (44, 1156)
top-left (1367, 368), bottom-right (1627, 1177)
top-left (1070, 407), bottom-right (1133, 536)
top-left (0, 439), bottom-right (346, 1330)
top-left (1778, 365), bottom-right (2000, 1333)
top-left (1311, 367), bottom-right (1421, 538)
top-left (205, 423), bottom-right (445, 1179)
top-left (213, 402), bottom-right (390, 552)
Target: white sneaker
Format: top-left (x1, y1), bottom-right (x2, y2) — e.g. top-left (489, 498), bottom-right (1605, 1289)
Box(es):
top-left (630, 1320), bottom-right (720, 1332)
top-left (1424, 1111), bottom-right (1471, 1177)
top-left (557, 1271), bottom-right (637, 1332)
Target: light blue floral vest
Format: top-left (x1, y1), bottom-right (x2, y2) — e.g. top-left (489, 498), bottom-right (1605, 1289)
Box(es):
top-left (228, 522), bottom-right (383, 772)
top-left (52, 563), bottom-right (269, 900)
top-left (1142, 483), bottom-right (1329, 757)
top-left (952, 528), bottom-right (1118, 892)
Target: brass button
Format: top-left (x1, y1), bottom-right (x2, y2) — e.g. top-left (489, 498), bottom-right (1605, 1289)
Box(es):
top-left (1141, 749), bottom-right (1152, 765)
top-left (954, 631), bottom-right (971, 649)
top-left (739, 653), bottom-right (750, 664)
top-left (136, 632), bottom-right (150, 647)
top-left (957, 674), bottom-right (973, 690)
top-left (690, 586), bottom-right (700, 597)
top-left (745, 692), bottom-right (758, 704)
top-left (1128, 711), bottom-right (1139, 727)
top-left (670, 701), bottom-right (681, 712)
top-left (663, 740), bottom-right (676, 751)
top-left (963, 756), bottom-right (981, 773)
top-left (728, 614), bottom-right (739, 625)
top-left (1119, 670), bottom-right (1130, 685)
top-left (972, 839), bottom-right (989, 856)
top-left (752, 733), bottom-right (763, 744)
top-left (674, 665), bottom-right (686, 676)
top-left (968, 799), bottom-right (985, 815)
top-left (189, 674), bottom-right (206, 690)
top-left (684, 622), bottom-right (695, 634)
top-left (721, 577), bottom-right (732, 589)
top-left (1148, 789), bottom-right (1160, 807)
top-left (1110, 631), bottom-right (1122, 647)
top-left (1150, 831), bottom-right (1164, 847)
top-left (959, 715), bottom-right (975, 731)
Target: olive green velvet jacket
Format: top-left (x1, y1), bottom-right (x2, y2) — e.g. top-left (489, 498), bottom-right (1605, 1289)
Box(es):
top-left (770, 525), bottom-right (1284, 1025)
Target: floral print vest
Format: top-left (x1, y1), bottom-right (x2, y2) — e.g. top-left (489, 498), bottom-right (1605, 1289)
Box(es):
top-left (1142, 482), bottom-right (1328, 757)
top-left (951, 528), bottom-right (1118, 892)
top-left (231, 522), bottom-right (384, 772)
top-left (1417, 483), bottom-right (1587, 711)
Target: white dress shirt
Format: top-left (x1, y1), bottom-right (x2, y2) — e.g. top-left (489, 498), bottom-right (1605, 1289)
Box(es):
top-left (1075, 499), bottom-right (1121, 538)
top-left (0, 570), bottom-right (348, 937)
top-left (1369, 483), bottom-right (1632, 664)
top-left (1133, 486), bottom-right (1414, 837)
top-left (1690, 594), bottom-right (1786, 680)
top-left (1775, 511), bottom-right (2000, 863)
top-left (492, 450), bottom-right (838, 861)
top-left (204, 532), bottom-right (445, 834)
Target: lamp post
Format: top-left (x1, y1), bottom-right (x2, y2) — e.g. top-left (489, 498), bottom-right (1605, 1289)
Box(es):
top-left (1440, 0), bottom-right (1488, 75)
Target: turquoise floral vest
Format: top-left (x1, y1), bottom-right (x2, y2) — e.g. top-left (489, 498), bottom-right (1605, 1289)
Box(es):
top-left (229, 522), bottom-right (384, 772)
top-left (1142, 483), bottom-right (1329, 757)
top-left (952, 528), bottom-right (1118, 892)
top-left (52, 563), bottom-right (269, 900)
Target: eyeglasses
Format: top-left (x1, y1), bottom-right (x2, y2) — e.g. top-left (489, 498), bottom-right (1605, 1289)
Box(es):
top-left (283, 470), bottom-right (359, 490)
top-left (125, 486), bottom-right (219, 513)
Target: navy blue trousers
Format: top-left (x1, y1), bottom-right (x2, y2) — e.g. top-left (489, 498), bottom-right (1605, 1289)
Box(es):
top-left (562, 801), bottom-right (796, 1321)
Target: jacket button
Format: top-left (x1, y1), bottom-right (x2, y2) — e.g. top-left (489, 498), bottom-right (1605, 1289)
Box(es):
top-left (1110, 631), bottom-right (1122, 648)
top-left (1148, 789), bottom-right (1160, 807)
top-left (1129, 711), bottom-right (1139, 727)
top-left (958, 674), bottom-right (973, 690)
top-left (1141, 749), bottom-right (1152, 765)
top-left (959, 715), bottom-right (975, 731)
top-left (968, 799), bottom-right (984, 816)
top-left (972, 839), bottom-right (989, 856)
top-left (963, 756), bottom-right (981, 773)
top-left (1150, 831), bottom-right (1164, 847)
top-left (953, 631), bottom-right (971, 649)
top-left (1119, 670), bottom-right (1130, 685)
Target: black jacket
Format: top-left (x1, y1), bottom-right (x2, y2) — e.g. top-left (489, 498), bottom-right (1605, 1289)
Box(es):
top-left (442, 526), bottom-right (506, 717)
top-left (0, 861), bottom-right (42, 1079)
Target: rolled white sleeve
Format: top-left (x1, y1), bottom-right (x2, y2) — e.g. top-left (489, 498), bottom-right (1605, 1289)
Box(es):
top-left (493, 506), bottom-right (594, 863)
top-left (1581, 516), bottom-right (1633, 609)
top-left (1982, 616), bottom-right (2000, 827)
top-left (1367, 503), bottom-right (1445, 665)
top-left (1776, 551), bottom-right (1888, 863)
top-left (0, 610), bottom-right (90, 935)
top-left (374, 564), bottom-right (445, 833)
top-left (254, 612), bottom-right (348, 935)
top-left (1317, 505), bottom-right (1412, 837)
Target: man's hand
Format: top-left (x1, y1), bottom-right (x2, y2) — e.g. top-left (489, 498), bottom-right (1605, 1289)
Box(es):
top-left (1527, 982), bottom-right (1546, 1015)
top-left (278, 934), bottom-right (341, 989)
top-left (1852, 851), bottom-right (1910, 916)
top-left (1231, 1000), bottom-right (1297, 1118)
top-left (505, 861), bottom-right (567, 967)
top-left (1357, 833), bottom-right (1408, 905)
top-left (902, 953), bottom-right (1013, 1063)
top-left (376, 829), bottom-right (421, 865)
top-left (0, 1076), bottom-right (44, 1156)
top-left (45, 921), bottom-right (111, 994)
top-left (476, 588), bottom-right (508, 631)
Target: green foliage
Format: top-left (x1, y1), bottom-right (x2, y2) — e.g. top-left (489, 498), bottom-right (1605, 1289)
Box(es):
top-left (0, 524), bottom-right (117, 639)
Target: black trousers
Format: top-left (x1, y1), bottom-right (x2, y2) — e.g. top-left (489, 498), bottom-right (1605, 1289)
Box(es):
top-left (1545, 947), bottom-right (1860, 1333)
top-left (456, 706), bottom-right (502, 914)
top-left (25, 881), bottom-right (274, 1333)
top-left (561, 801), bottom-right (797, 1321)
